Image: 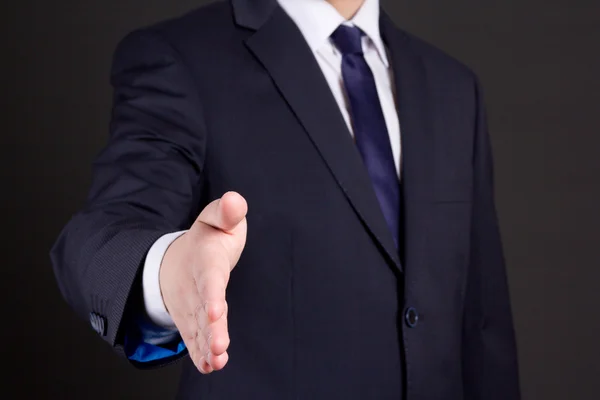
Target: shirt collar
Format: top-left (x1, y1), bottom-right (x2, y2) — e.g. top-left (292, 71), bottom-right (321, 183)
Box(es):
top-left (277, 0), bottom-right (388, 67)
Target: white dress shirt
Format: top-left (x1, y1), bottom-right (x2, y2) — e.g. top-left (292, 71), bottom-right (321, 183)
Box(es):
top-left (142, 0), bottom-right (402, 332)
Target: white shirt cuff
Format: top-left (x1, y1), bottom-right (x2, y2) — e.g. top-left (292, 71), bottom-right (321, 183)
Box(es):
top-left (142, 230), bottom-right (187, 329)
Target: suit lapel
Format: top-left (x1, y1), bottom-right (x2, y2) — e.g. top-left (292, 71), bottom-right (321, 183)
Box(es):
top-left (239, 3), bottom-right (402, 271)
top-left (380, 12), bottom-right (434, 273)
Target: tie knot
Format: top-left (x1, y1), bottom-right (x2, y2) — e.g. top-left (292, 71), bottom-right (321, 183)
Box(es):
top-left (330, 25), bottom-right (364, 56)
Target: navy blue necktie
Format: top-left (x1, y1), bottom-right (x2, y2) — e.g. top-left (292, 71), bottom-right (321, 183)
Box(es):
top-left (331, 25), bottom-right (401, 248)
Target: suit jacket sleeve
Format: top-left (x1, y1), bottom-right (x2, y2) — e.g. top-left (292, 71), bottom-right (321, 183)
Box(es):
top-left (50, 28), bottom-right (206, 362)
top-left (461, 75), bottom-right (521, 399)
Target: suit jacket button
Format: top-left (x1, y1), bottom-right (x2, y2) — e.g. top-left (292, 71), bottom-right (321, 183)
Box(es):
top-left (98, 315), bottom-right (107, 336)
top-left (90, 312), bottom-right (99, 333)
top-left (90, 312), bottom-right (107, 336)
top-left (405, 307), bottom-right (419, 328)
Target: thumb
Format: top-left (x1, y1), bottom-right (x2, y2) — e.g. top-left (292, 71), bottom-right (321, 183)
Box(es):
top-left (196, 191), bottom-right (248, 233)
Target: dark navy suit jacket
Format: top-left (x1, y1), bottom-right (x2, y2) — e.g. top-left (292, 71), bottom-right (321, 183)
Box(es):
top-left (51, 0), bottom-right (520, 398)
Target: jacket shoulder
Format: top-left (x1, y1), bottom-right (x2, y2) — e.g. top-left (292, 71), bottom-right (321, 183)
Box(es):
top-left (118, 0), bottom-right (235, 53)
top-left (401, 29), bottom-right (478, 86)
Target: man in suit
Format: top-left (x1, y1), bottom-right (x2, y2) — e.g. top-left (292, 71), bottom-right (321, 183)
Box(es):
top-left (51, 0), bottom-right (520, 398)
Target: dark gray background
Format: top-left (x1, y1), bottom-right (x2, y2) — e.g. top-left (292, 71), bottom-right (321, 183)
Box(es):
top-left (2, 0), bottom-right (599, 399)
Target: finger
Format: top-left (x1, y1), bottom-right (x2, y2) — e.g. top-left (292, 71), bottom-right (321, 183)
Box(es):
top-left (191, 255), bottom-right (230, 374)
top-left (196, 301), bottom-right (229, 358)
top-left (197, 316), bottom-right (229, 372)
top-left (182, 327), bottom-right (212, 374)
top-left (209, 301), bottom-right (229, 356)
top-left (172, 298), bottom-right (217, 375)
top-left (196, 191), bottom-right (248, 233)
top-left (197, 303), bottom-right (229, 355)
top-left (200, 358), bottom-right (214, 374)
top-left (181, 321), bottom-right (214, 375)
top-left (209, 351), bottom-right (229, 371)
top-left (193, 287), bottom-right (228, 352)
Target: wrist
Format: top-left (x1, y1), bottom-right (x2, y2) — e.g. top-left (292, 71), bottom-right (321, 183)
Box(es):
top-left (143, 230), bottom-right (187, 329)
top-left (159, 231), bottom-right (188, 315)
